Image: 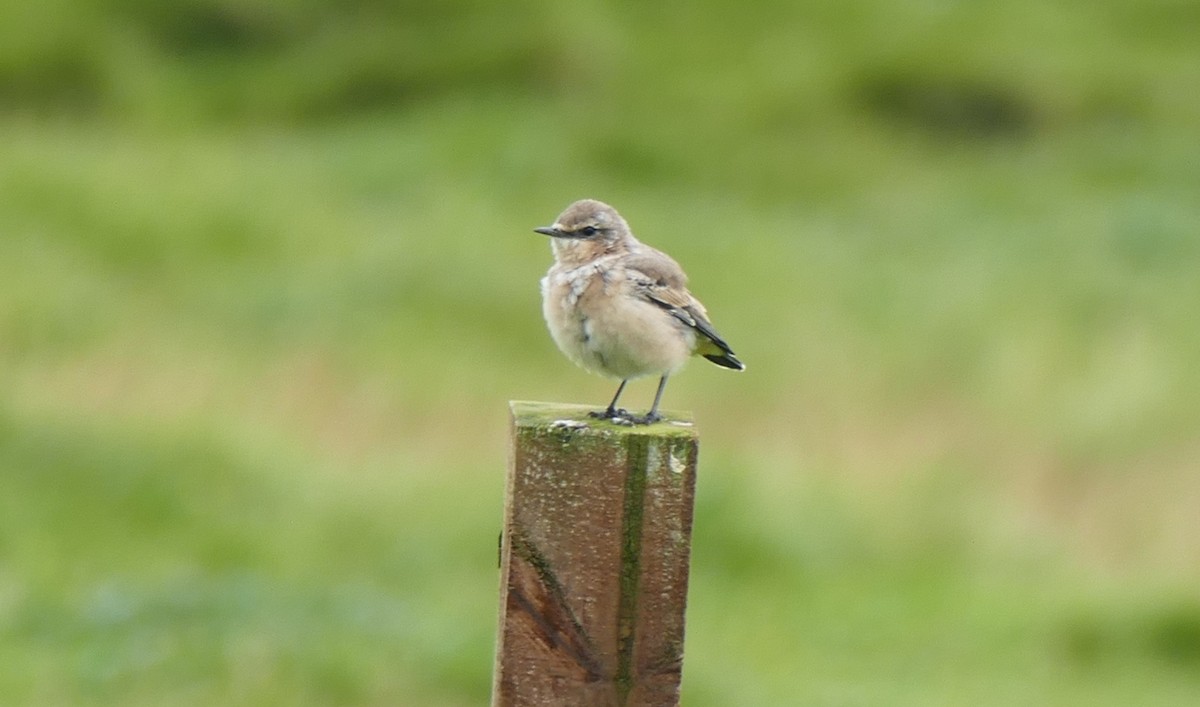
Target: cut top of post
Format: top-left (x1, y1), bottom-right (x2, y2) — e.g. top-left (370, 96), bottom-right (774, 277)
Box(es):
top-left (508, 401), bottom-right (698, 440)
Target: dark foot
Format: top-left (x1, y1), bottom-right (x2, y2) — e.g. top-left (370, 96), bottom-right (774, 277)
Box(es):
top-left (628, 411), bottom-right (663, 425)
top-left (589, 407), bottom-right (630, 420)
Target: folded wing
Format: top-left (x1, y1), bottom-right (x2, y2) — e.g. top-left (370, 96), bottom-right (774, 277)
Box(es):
top-left (623, 251), bottom-right (745, 371)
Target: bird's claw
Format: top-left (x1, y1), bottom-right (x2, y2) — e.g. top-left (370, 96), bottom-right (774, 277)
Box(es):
top-left (589, 407), bottom-right (630, 421)
top-left (590, 408), bottom-right (662, 426)
top-left (628, 412), bottom-right (662, 426)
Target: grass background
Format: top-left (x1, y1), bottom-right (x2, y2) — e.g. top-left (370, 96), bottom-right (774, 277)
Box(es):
top-left (2, 0), bottom-right (1199, 704)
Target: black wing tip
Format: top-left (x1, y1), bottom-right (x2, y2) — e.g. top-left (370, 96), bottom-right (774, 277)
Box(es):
top-left (703, 353), bottom-right (745, 371)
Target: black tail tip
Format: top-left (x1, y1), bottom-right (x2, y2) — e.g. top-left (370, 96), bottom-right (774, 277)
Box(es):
top-left (703, 353), bottom-right (745, 371)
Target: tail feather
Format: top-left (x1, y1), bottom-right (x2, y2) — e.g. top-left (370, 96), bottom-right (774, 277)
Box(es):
top-left (649, 298), bottom-right (746, 372)
top-left (703, 352), bottom-right (745, 371)
top-left (692, 315), bottom-right (744, 371)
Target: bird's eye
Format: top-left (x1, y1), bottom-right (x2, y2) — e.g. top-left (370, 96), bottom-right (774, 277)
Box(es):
top-left (580, 226), bottom-right (598, 236)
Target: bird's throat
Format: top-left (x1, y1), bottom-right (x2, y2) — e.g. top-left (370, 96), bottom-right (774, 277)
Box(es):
top-left (551, 237), bottom-right (610, 268)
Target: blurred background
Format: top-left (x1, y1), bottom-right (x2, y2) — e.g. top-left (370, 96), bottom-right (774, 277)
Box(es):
top-left (1, 0), bottom-right (1199, 704)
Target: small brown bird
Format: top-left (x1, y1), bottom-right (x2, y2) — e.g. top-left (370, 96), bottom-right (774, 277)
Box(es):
top-left (535, 199), bottom-right (744, 424)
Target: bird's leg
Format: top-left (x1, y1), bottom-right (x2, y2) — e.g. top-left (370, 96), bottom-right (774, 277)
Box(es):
top-left (590, 380), bottom-right (630, 420)
top-left (631, 376), bottom-right (668, 425)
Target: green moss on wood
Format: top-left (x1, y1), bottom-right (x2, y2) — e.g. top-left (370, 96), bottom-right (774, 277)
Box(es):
top-left (615, 432), bottom-right (651, 704)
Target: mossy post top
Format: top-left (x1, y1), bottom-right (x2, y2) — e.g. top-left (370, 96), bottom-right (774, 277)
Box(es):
top-left (508, 401), bottom-right (698, 440)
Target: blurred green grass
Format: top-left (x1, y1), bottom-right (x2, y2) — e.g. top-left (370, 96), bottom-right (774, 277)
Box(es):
top-left (2, 1), bottom-right (1199, 704)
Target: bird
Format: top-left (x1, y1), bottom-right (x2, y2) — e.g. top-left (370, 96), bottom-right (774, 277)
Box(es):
top-left (535, 199), bottom-right (744, 425)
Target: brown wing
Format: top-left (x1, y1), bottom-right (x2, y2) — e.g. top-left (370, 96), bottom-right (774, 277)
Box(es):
top-left (623, 251), bottom-right (744, 370)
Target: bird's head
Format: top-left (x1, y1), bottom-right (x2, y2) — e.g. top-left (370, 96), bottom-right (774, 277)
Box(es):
top-left (535, 199), bottom-right (633, 265)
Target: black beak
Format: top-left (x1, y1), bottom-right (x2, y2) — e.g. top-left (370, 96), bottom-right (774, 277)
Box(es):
top-left (533, 226), bottom-right (561, 237)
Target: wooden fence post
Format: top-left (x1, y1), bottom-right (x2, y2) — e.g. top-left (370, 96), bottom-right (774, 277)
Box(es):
top-left (492, 401), bottom-right (699, 707)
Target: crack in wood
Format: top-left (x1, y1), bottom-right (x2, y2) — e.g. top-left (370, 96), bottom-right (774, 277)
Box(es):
top-left (509, 529), bottom-right (606, 681)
